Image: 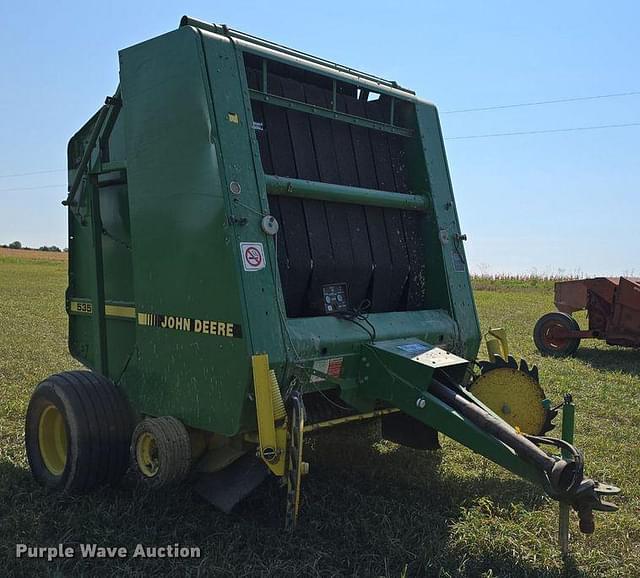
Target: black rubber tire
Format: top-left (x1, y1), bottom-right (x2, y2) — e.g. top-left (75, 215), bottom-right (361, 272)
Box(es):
top-left (130, 416), bottom-right (191, 488)
top-left (25, 370), bottom-right (133, 492)
top-left (534, 312), bottom-right (581, 357)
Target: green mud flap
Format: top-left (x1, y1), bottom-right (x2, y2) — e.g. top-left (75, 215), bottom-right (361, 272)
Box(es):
top-left (381, 412), bottom-right (441, 450)
top-left (193, 453), bottom-right (270, 513)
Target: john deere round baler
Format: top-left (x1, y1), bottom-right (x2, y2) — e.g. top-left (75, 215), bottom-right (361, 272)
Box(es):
top-left (26, 16), bottom-right (618, 539)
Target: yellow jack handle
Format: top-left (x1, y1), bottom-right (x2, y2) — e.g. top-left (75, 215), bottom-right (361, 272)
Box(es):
top-left (252, 354), bottom-right (287, 476)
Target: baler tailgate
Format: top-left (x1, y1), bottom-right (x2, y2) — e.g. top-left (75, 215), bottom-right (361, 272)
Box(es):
top-left (245, 59), bottom-right (428, 318)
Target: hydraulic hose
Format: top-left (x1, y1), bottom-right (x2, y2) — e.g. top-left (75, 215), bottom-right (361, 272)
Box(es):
top-left (429, 379), bottom-right (557, 475)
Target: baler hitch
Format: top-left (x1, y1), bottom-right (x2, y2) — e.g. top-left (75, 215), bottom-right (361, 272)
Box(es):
top-left (429, 379), bottom-right (620, 534)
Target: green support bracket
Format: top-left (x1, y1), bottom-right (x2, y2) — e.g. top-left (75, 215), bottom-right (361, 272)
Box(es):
top-left (559, 394), bottom-right (575, 555)
top-left (265, 175), bottom-right (428, 211)
top-left (357, 340), bottom-right (550, 489)
top-left (90, 160), bottom-right (127, 174)
top-left (88, 176), bottom-right (108, 375)
top-left (64, 105), bottom-right (110, 206)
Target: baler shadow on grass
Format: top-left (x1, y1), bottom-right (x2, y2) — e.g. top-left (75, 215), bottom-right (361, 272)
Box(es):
top-left (574, 347), bottom-right (640, 377)
top-left (2, 430), bottom-right (574, 577)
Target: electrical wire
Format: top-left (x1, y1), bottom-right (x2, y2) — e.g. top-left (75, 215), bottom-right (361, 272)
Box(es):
top-left (0, 168), bottom-right (66, 179)
top-left (330, 299), bottom-right (377, 342)
top-left (442, 90), bottom-right (640, 114)
top-left (446, 121), bottom-right (640, 140)
top-left (0, 183), bottom-right (65, 192)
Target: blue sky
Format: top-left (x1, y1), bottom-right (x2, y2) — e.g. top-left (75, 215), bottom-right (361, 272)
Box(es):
top-left (0, 1), bottom-right (637, 275)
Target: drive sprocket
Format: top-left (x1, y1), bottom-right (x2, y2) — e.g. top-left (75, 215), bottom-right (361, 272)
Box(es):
top-left (469, 356), bottom-right (556, 436)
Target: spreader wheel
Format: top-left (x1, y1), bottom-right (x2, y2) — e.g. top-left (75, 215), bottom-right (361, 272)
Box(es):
top-left (534, 312), bottom-right (581, 357)
top-left (470, 356), bottom-right (556, 436)
top-left (25, 371), bottom-right (133, 491)
top-left (131, 416), bottom-right (191, 488)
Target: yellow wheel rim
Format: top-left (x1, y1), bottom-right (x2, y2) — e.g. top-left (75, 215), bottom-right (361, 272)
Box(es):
top-left (136, 432), bottom-right (159, 477)
top-left (470, 368), bottom-right (546, 435)
top-left (38, 404), bottom-right (68, 476)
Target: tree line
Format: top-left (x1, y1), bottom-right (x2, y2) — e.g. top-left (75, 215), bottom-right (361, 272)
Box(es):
top-left (2, 241), bottom-right (68, 252)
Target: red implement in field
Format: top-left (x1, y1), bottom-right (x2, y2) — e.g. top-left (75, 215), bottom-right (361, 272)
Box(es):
top-left (534, 277), bottom-right (640, 356)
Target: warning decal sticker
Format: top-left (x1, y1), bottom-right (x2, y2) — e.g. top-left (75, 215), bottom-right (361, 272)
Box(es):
top-left (310, 357), bottom-right (344, 383)
top-left (240, 242), bottom-right (266, 271)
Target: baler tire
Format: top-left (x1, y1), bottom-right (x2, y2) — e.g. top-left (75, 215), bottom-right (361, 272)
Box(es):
top-left (534, 312), bottom-right (581, 357)
top-left (25, 370), bottom-right (133, 492)
top-left (130, 416), bottom-right (191, 488)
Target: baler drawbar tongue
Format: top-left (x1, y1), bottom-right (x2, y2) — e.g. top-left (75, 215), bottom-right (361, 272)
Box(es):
top-left (357, 340), bottom-right (619, 534)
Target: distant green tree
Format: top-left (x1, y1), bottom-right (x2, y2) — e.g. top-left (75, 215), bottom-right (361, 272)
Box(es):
top-left (8, 241), bottom-right (22, 249)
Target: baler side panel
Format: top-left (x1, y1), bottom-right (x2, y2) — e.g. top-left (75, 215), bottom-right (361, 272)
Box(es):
top-left (67, 107), bottom-right (136, 380)
top-left (67, 114), bottom-right (102, 369)
top-left (197, 32), bottom-right (288, 365)
top-left (414, 103), bottom-right (481, 359)
top-left (118, 28), bottom-right (255, 434)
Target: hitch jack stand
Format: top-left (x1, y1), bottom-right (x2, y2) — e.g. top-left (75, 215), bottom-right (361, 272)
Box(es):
top-left (559, 394), bottom-right (575, 556)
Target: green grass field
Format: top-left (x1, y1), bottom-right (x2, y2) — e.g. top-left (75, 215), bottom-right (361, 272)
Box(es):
top-left (1, 254), bottom-right (638, 577)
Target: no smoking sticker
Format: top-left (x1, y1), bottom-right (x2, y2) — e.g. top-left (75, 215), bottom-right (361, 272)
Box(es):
top-left (240, 242), bottom-right (266, 271)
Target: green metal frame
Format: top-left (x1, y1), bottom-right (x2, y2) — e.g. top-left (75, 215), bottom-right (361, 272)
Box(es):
top-left (248, 90), bottom-right (413, 137)
top-left (559, 396), bottom-right (576, 554)
top-left (356, 340), bottom-right (548, 488)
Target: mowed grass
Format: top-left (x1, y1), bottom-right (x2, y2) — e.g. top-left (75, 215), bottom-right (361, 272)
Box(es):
top-left (0, 254), bottom-right (638, 577)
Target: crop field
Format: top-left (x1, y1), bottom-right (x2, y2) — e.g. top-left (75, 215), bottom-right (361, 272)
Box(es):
top-left (0, 252), bottom-right (638, 577)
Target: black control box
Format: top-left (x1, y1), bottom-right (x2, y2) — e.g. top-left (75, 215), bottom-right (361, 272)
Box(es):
top-left (322, 283), bottom-right (348, 314)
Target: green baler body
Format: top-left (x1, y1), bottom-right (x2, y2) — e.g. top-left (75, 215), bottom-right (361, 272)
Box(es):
top-left (66, 21), bottom-right (480, 437)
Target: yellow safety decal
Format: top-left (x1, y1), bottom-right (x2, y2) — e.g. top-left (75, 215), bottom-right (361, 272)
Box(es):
top-left (137, 312), bottom-right (243, 339)
top-left (105, 304), bottom-right (136, 319)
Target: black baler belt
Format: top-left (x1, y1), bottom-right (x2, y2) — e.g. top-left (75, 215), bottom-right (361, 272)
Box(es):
top-left (263, 75), bottom-right (311, 316)
top-left (366, 99), bottom-right (410, 311)
top-left (304, 84), bottom-right (357, 310)
top-left (342, 95), bottom-right (393, 312)
top-left (248, 95), bottom-right (291, 295)
top-left (247, 65), bottom-right (426, 315)
top-left (399, 210), bottom-right (426, 309)
top-left (387, 132), bottom-right (426, 309)
top-left (280, 76), bottom-right (335, 316)
top-left (328, 99), bottom-right (372, 307)
top-left (388, 134), bottom-right (409, 193)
